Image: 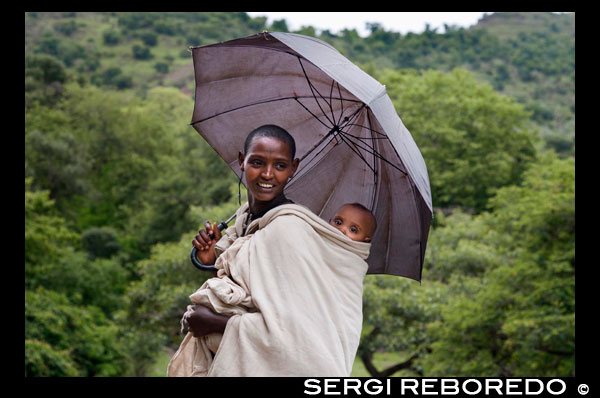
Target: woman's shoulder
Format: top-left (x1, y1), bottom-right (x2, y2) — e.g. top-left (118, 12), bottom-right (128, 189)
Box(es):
top-left (259, 204), bottom-right (328, 237)
top-left (260, 203), bottom-right (315, 223)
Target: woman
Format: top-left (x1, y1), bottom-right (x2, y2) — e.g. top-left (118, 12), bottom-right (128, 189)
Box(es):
top-left (187, 124), bottom-right (299, 334)
top-left (168, 124), bottom-right (371, 376)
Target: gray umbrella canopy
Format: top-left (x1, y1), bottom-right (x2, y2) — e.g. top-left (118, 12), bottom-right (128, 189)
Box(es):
top-left (190, 32), bottom-right (432, 281)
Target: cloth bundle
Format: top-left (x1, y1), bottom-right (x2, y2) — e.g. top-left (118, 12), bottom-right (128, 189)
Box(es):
top-left (167, 203), bottom-right (370, 376)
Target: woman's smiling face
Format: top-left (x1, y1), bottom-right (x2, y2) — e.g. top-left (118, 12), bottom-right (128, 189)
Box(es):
top-left (239, 136), bottom-right (299, 203)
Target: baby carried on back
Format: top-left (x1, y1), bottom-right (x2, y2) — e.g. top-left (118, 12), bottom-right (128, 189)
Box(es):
top-left (166, 202), bottom-right (374, 377)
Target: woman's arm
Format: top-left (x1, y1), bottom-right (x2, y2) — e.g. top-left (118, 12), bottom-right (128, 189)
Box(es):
top-left (186, 305), bottom-right (231, 337)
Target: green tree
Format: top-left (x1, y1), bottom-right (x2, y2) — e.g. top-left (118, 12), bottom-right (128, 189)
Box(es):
top-left (26, 288), bottom-right (129, 376)
top-left (270, 19), bottom-right (289, 32)
top-left (25, 54), bottom-right (67, 108)
top-left (25, 179), bottom-right (131, 376)
top-left (132, 44), bottom-right (153, 60)
top-left (140, 32), bottom-right (158, 46)
top-left (81, 227), bottom-right (121, 260)
top-left (25, 54), bottom-right (67, 85)
top-left (421, 152), bottom-right (574, 376)
top-left (120, 183), bottom-right (244, 374)
top-left (359, 276), bottom-right (447, 376)
top-left (102, 29), bottom-right (120, 45)
top-left (380, 68), bottom-right (538, 212)
top-left (26, 83), bottom-right (232, 258)
top-left (25, 177), bottom-right (79, 287)
top-left (25, 339), bottom-right (79, 377)
top-left (25, 177), bottom-right (129, 314)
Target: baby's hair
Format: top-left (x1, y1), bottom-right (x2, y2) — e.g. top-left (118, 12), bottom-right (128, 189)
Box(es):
top-left (244, 124), bottom-right (296, 159)
top-left (345, 203), bottom-right (377, 233)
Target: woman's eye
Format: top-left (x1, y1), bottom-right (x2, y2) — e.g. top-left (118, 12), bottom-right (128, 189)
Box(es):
top-left (276, 163), bottom-right (287, 170)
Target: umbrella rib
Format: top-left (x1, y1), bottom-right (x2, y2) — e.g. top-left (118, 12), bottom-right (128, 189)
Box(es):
top-left (337, 105), bottom-right (405, 175)
top-left (339, 129), bottom-right (408, 175)
top-left (336, 82), bottom-right (345, 126)
top-left (337, 131), bottom-right (376, 174)
top-left (343, 122), bottom-right (389, 137)
top-left (340, 132), bottom-right (391, 140)
top-left (297, 57), bottom-right (335, 127)
top-left (327, 101), bottom-right (403, 176)
top-left (367, 110), bottom-right (379, 212)
top-left (297, 128), bottom-right (337, 163)
top-left (338, 104), bottom-right (367, 132)
top-left (190, 95), bottom-right (361, 126)
top-left (293, 98), bottom-right (332, 130)
top-left (344, 115), bottom-right (411, 176)
top-left (191, 96), bottom-right (295, 125)
top-left (289, 133), bottom-right (338, 183)
top-left (329, 80), bottom-right (337, 126)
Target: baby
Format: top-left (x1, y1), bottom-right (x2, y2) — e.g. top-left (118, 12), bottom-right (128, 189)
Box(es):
top-left (329, 203), bottom-right (377, 243)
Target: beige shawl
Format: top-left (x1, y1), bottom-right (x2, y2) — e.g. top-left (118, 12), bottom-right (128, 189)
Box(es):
top-left (167, 203), bottom-right (370, 377)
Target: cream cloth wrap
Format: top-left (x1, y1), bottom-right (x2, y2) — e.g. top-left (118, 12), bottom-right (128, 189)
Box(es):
top-left (167, 203), bottom-right (370, 377)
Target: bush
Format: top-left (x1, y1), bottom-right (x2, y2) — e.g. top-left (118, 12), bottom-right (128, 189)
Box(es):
top-left (81, 227), bottom-right (121, 259)
top-left (25, 339), bottom-right (79, 376)
top-left (132, 44), bottom-right (153, 60)
top-left (102, 29), bottom-right (120, 45)
top-left (140, 32), bottom-right (158, 46)
top-left (34, 32), bottom-right (87, 67)
top-left (54, 20), bottom-right (79, 36)
top-left (118, 12), bottom-right (157, 31)
top-left (153, 20), bottom-right (178, 36)
top-left (94, 67), bottom-right (133, 89)
top-left (25, 54), bottom-right (67, 85)
top-left (25, 288), bottom-right (128, 376)
top-left (154, 62), bottom-right (169, 74)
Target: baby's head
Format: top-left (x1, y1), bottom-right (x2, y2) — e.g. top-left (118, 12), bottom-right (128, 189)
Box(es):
top-left (329, 203), bottom-right (377, 243)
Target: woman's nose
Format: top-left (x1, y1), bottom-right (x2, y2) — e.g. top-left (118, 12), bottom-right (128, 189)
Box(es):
top-left (261, 165), bottom-right (274, 178)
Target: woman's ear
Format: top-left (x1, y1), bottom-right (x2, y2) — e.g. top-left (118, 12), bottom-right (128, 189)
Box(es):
top-left (291, 158), bottom-right (300, 175)
top-left (238, 151), bottom-right (245, 171)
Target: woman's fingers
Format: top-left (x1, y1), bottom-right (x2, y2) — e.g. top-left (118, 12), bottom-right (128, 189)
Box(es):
top-left (212, 222), bottom-right (222, 240)
top-left (193, 232), bottom-right (210, 250)
top-left (204, 221), bottom-right (213, 236)
top-left (192, 220), bottom-right (221, 252)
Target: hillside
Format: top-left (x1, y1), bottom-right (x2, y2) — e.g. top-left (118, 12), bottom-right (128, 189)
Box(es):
top-left (25, 12), bottom-right (574, 154)
top-left (473, 12), bottom-right (574, 39)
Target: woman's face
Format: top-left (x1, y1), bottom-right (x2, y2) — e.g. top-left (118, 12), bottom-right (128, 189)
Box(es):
top-left (239, 136), bottom-right (299, 203)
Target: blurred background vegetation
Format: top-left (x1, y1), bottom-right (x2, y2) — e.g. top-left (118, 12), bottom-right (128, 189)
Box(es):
top-left (25, 12), bottom-right (574, 377)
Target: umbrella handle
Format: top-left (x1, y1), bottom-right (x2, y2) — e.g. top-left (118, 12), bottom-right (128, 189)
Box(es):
top-left (190, 220), bottom-right (230, 272)
top-left (190, 247), bottom-right (217, 272)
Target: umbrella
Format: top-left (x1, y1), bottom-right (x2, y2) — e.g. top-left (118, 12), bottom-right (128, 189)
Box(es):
top-left (189, 32), bottom-right (432, 281)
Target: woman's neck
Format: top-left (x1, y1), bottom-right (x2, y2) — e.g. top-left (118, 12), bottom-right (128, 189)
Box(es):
top-left (247, 193), bottom-right (290, 218)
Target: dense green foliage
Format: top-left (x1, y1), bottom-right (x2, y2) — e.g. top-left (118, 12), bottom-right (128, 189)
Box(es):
top-left (376, 68), bottom-right (537, 211)
top-left (25, 12), bottom-right (574, 376)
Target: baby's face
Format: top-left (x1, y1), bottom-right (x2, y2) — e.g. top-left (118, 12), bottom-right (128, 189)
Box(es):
top-left (329, 205), bottom-right (374, 243)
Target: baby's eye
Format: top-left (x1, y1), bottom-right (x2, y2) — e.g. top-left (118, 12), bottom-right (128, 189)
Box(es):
top-left (350, 227), bottom-right (358, 233)
top-left (334, 219), bottom-right (342, 225)
top-left (275, 163), bottom-right (287, 170)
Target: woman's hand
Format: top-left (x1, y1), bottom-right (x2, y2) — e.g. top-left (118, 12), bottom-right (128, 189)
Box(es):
top-left (185, 305), bottom-right (230, 338)
top-left (192, 221), bottom-right (222, 266)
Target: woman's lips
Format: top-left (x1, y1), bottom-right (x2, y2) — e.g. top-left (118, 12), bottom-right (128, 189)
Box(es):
top-left (257, 183), bottom-right (275, 189)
